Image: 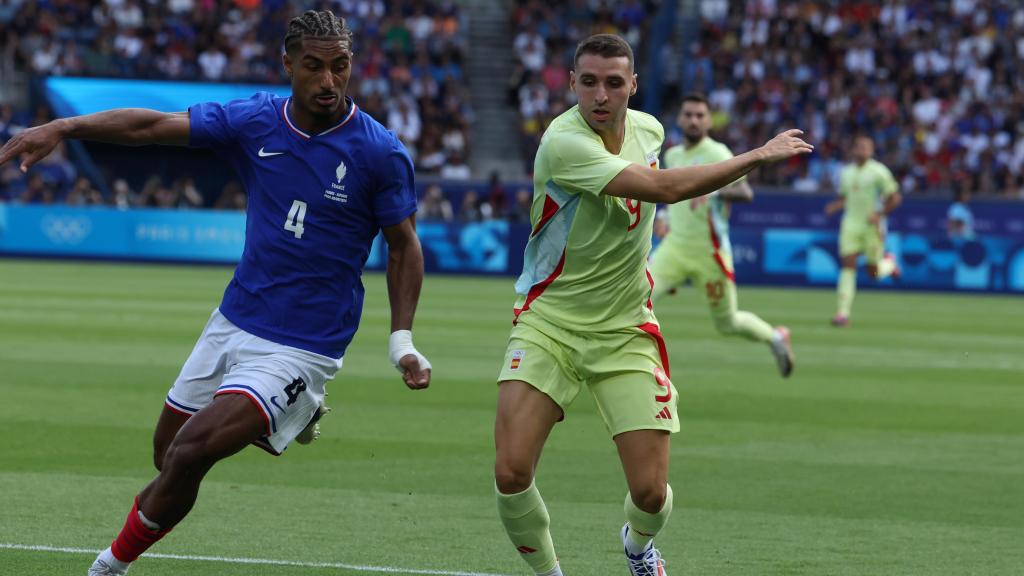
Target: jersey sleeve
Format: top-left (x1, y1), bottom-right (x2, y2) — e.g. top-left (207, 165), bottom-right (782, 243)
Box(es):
top-left (373, 136), bottom-right (418, 227)
top-left (838, 168), bottom-right (850, 197)
top-left (188, 93), bottom-right (266, 149)
top-left (548, 129), bottom-right (632, 196)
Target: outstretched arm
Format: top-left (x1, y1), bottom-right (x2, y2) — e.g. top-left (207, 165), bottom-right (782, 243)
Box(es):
top-left (0, 109), bottom-right (190, 173)
top-left (382, 214), bottom-right (431, 390)
top-left (604, 129), bottom-right (812, 204)
top-left (719, 179), bottom-right (754, 203)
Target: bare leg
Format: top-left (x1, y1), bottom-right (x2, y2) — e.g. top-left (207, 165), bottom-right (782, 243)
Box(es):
top-left (494, 380), bottom-right (562, 493)
top-left (138, 394), bottom-right (265, 527)
top-left (152, 406), bottom-right (190, 471)
top-left (614, 429), bottom-right (671, 513)
top-left (494, 380), bottom-right (564, 575)
top-left (615, 429), bottom-right (673, 566)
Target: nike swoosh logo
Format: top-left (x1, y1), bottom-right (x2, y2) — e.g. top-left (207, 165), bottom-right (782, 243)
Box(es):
top-left (269, 396), bottom-right (285, 413)
top-left (258, 147), bottom-right (285, 157)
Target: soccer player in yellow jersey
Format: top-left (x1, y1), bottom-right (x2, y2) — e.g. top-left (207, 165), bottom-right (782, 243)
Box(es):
top-left (492, 34), bottom-right (812, 576)
top-left (824, 136), bottom-right (902, 327)
top-left (648, 93), bottom-right (794, 378)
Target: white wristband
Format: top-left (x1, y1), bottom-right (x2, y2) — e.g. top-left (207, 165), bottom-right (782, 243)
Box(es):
top-left (389, 330), bottom-right (431, 372)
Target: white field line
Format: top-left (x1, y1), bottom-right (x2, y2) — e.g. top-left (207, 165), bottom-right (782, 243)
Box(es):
top-left (0, 543), bottom-right (514, 576)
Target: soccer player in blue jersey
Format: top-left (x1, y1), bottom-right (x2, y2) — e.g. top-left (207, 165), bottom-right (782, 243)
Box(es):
top-left (0, 11), bottom-right (431, 576)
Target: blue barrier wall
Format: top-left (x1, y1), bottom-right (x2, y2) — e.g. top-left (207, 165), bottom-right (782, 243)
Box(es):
top-left (0, 204), bottom-right (246, 263)
top-left (2, 200), bottom-right (1022, 293)
top-left (729, 229), bottom-right (1024, 293)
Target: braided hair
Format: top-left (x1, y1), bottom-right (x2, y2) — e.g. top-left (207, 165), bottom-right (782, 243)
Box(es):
top-left (284, 10), bottom-right (352, 55)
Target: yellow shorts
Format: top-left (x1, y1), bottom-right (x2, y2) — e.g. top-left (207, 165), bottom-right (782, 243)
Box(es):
top-left (840, 221), bottom-right (885, 263)
top-left (648, 242), bottom-right (738, 322)
top-left (497, 317), bottom-right (679, 436)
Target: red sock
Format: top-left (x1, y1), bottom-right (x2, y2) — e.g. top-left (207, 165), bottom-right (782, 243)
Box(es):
top-left (110, 496), bottom-right (170, 563)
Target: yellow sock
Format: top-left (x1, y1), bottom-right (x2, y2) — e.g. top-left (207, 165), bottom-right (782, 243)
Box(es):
top-left (624, 485), bottom-right (674, 555)
top-left (496, 482), bottom-right (558, 574)
top-left (728, 311), bottom-right (775, 342)
top-left (837, 268), bottom-right (856, 317)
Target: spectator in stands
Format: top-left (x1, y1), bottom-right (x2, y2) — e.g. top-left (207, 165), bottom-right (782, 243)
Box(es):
top-left (172, 176), bottom-right (205, 209)
top-left (513, 20), bottom-right (546, 72)
top-left (16, 137), bottom-right (77, 201)
top-left (110, 178), bottom-right (139, 210)
top-left (791, 162), bottom-right (820, 194)
top-left (441, 151), bottom-right (471, 181)
top-left (8, 0), bottom-right (472, 184)
top-left (487, 170), bottom-right (507, 218)
top-left (672, 0), bottom-right (1024, 196)
top-left (138, 175), bottom-right (177, 209)
top-left (65, 176), bottom-right (105, 206)
top-left (388, 96), bottom-right (423, 154)
top-left (509, 1), bottom-right (656, 176)
top-left (947, 187), bottom-right (976, 242)
top-left (213, 181), bottom-right (246, 211)
top-left (458, 189), bottom-right (483, 222)
top-left (20, 173), bottom-right (54, 204)
top-left (508, 187), bottom-right (533, 223)
top-left (416, 133), bottom-right (447, 173)
top-left (418, 183), bottom-right (454, 222)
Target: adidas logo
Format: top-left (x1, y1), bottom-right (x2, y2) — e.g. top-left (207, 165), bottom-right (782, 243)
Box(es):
top-left (655, 407), bottom-right (672, 420)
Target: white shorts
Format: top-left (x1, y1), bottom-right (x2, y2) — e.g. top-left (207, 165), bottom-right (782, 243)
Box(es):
top-left (166, 309), bottom-right (343, 455)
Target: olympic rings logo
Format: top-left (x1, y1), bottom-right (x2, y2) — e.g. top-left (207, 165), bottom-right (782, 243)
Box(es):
top-left (41, 215), bottom-right (92, 245)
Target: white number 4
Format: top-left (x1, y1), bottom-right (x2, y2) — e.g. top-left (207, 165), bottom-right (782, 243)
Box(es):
top-left (284, 200), bottom-right (307, 239)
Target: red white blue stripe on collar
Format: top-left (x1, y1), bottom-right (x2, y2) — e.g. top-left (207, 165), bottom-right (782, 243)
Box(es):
top-left (281, 97), bottom-right (358, 139)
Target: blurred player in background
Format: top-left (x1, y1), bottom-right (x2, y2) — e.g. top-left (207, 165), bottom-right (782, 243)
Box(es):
top-left (648, 93), bottom-right (794, 378)
top-left (493, 34), bottom-right (812, 576)
top-left (825, 135), bottom-right (902, 326)
top-left (947, 187), bottom-right (975, 242)
top-left (0, 11), bottom-right (432, 576)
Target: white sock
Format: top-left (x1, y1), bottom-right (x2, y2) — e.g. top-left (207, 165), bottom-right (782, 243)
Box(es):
top-left (538, 563), bottom-right (563, 576)
top-left (625, 525), bottom-right (652, 556)
top-left (97, 547), bottom-right (130, 571)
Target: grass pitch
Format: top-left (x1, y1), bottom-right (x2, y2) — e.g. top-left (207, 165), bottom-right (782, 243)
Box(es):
top-left (1, 259), bottom-right (1021, 575)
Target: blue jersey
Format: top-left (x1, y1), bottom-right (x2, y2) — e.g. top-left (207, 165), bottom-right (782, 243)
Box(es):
top-left (189, 92), bottom-right (417, 358)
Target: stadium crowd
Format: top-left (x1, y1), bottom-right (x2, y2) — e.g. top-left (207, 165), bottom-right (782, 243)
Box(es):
top-left (508, 0), bottom-right (1024, 199)
top-left (507, 0), bottom-right (659, 177)
top-left (0, 0), bottom-right (470, 205)
top-left (669, 0), bottom-right (1024, 197)
top-left (4, 0), bottom-right (1024, 208)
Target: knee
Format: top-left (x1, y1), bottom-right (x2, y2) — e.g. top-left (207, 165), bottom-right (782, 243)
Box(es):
top-left (153, 446), bottom-right (166, 472)
top-left (494, 459), bottom-right (534, 494)
top-left (630, 483), bottom-right (668, 514)
top-left (867, 267), bottom-right (879, 278)
top-left (160, 440), bottom-right (213, 477)
top-left (713, 314), bottom-right (737, 335)
top-left (153, 434), bottom-right (173, 472)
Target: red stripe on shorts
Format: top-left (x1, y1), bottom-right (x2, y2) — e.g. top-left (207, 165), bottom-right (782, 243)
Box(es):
top-left (637, 322), bottom-right (670, 378)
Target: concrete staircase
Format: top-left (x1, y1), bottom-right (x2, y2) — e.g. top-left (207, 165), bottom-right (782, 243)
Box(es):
top-left (464, 0), bottom-right (525, 181)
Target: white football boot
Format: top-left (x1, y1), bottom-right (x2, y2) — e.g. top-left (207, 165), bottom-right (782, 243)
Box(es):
top-left (87, 556), bottom-right (129, 576)
top-left (770, 326), bottom-right (794, 378)
top-left (296, 397), bottom-right (331, 445)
